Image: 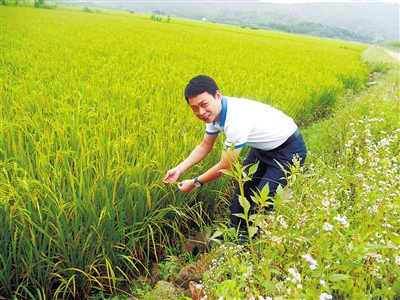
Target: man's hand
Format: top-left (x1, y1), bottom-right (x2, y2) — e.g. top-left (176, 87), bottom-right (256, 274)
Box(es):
top-left (178, 179), bottom-right (195, 193)
top-left (163, 167), bottom-right (183, 184)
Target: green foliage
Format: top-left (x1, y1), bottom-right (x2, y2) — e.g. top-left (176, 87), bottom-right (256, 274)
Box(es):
top-left (383, 41), bottom-right (400, 49)
top-left (1, 0), bottom-right (16, 6)
top-left (83, 6), bottom-right (102, 14)
top-left (83, 6), bottom-right (92, 12)
top-left (150, 14), bottom-right (162, 22)
top-left (34, 0), bottom-right (43, 7)
top-left (156, 256), bottom-right (182, 281)
top-left (34, 0), bottom-right (56, 9)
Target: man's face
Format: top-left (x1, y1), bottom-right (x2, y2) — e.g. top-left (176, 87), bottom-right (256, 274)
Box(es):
top-left (188, 91), bottom-right (222, 123)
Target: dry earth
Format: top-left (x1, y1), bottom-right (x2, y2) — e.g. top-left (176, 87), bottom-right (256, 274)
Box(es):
top-left (384, 49), bottom-right (400, 61)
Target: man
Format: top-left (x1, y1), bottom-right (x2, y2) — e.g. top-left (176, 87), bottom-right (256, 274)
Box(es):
top-left (163, 75), bottom-right (307, 230)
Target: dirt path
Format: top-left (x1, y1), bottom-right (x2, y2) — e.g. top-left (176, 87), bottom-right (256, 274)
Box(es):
top-left (384, 49), bottom-right (400, 61)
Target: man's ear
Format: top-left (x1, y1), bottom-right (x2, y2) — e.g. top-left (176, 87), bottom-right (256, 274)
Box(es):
top-left (215, 90), bottom-right (222, 100)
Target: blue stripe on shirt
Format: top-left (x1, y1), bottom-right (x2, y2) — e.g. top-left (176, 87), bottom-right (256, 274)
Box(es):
top-left (206, 130), bottom-right (220, 135)
top-left (226, 142), bottom-right (246, 149)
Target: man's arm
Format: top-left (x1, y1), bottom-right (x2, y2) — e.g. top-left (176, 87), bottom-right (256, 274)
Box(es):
top-left (197, 147), bottom-right (242, 183)
top-left (163, 133), bottom-right (219, 183)
top-left (177, 146), bottom-right (242, 192)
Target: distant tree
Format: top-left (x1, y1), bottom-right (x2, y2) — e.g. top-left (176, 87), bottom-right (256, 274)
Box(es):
top-left (34, 0), bottom-right (44, 7)
top-left (1, 0), bottom-right (15, 5)
top-left (33, 0), bottom-right (56, 9)
top-left (83, 6), bottom-right (93, 13)
top-left (150, 14), bottom-right (162, 22)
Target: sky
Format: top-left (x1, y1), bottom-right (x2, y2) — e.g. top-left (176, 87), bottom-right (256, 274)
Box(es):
top-left (260, 0), bottom-right (395, 2)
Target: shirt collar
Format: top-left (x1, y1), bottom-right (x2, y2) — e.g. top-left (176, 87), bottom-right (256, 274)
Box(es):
top-left (213, 96), bottom-right (227, 127)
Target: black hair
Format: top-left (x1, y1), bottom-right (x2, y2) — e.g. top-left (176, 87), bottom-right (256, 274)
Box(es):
top-left (184, 75), bottom-right (219, 103)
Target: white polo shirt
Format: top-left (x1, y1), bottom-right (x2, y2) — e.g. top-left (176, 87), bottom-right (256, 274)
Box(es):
top-left (205, 96), bottom-right (297, 151)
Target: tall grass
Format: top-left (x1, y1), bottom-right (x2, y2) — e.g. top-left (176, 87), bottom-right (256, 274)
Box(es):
top-left (1, 5), bottom-right (370, 298)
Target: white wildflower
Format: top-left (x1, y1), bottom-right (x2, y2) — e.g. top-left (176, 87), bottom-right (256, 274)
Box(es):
top-left (302, 254), bottom-right (318, 270)
top-left (322, 223), bottom-right (334, 232)
top-left (277, 215), bottom-right (288, 229)
top-left (357, 157), bottom-right (366, 165)
top-left (319, 292), bottom-right (333, 300)
top-left (333, 214), bottom-right (349, 227)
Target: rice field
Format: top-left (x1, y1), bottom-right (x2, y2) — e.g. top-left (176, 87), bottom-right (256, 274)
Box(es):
top-left (1, 5), bottom-right (370, 298)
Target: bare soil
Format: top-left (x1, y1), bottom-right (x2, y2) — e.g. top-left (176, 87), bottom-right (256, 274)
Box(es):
top-left (384, 49), bottom-right (400, 61)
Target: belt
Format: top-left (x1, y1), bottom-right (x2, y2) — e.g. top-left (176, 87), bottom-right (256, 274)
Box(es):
top-left (274, 128), bottom-right (300, 151)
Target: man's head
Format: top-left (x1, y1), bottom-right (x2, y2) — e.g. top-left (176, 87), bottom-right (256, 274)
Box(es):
top-left (184, 75), bottom-right (223, 123)
top-left (184, 75), bottom-right (219, 102)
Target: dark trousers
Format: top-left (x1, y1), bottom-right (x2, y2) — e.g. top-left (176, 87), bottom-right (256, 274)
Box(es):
top-left (230, 131), bottom-right (307, 229)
